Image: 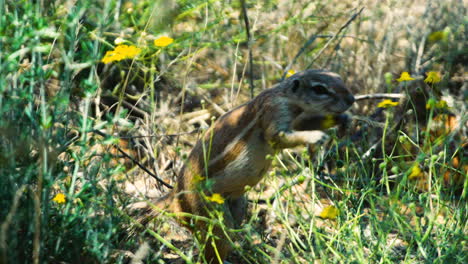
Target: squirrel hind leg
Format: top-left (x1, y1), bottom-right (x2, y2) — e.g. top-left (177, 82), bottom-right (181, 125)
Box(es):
top-left (228, 196), bottom-right (248, 227)
top-left (199, 203), bottom-right (237, 263)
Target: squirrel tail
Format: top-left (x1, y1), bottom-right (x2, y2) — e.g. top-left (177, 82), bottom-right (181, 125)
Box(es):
top-left (128, 191), bottom-right (175, 226)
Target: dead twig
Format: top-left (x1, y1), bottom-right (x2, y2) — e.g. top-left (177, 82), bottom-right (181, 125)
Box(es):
top-left (306, 7), bottom-right (365, 69)
top-left (1, 185), bottom-right (27, 264)
top-left (280, 32), bottom-right (372, 79)
top-left (93, 130), bottom-right (174, 189)
top-left (355, 93), bottom-right (405, 101)
top-left (240, 0), bottom-right (255, 98)
top-left (281, 34), bottom-right (320, 81)
top-left (119, 129), bottom-right (200, 139)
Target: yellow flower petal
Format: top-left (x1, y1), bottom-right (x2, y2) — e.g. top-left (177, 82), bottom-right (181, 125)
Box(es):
top-left (321, 115), bottom-right (336, 129)
top-left (193, 174), bottom-right (205, 184)
top-left (52, 193), bottom-right (66, 204)
top-left (101, 50), bottom-right (119, 64)
top-left (377, 99), bottom-right (399, 108)
top-left (409, 163), bottom-right (423, 180)
top-left (286, 69), bottom-right (296, 78)
top-left (206, 193), bottom-right (225, 204)
top-left (396, 72), bottom-right (415, 82)
top-left (114, 44), bottom-right (141, 58)
top-left (424, 71), bottom-right (441, 84)
top-left (101, 44), bottom-right (141, 64)
top-left (154, 36), bottom-right (174, 47)
top-left (436, 100), bottom-right (448, 108)
top-left (428, 31), bottom-right (445, 42)
top-left (319, 205), bottom-right (339, 220)
top-left (426, 99), bottom-right (448, 109)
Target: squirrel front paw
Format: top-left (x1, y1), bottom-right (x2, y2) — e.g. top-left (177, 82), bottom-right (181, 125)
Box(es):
top-left (277, 130), bottom-right (329, 147)
top-left (303, 130), bottom-right (329, 145)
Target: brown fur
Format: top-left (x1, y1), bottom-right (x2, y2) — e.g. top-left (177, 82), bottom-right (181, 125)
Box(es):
top-left (139, 69), bottom-right (354, 263)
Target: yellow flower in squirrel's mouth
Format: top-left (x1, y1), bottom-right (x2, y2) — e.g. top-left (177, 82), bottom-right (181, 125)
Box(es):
top-left (426, 99), bottom-right (448, 109)
top-left (321, 115), bottom-right (336, 129)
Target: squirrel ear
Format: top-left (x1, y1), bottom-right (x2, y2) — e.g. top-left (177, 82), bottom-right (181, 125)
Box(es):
top-left (291, 79), bottom-right (300, 93)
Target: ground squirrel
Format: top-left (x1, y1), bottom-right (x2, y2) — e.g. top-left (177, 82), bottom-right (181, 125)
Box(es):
top-left (136, 69), bottom-right (355, 263)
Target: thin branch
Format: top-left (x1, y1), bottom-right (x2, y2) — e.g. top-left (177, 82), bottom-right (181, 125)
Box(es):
top-left (93, 130), bottom-right (173, 189)
top-left (281, 34), bottom-right (319, 80)
top-left (1, 185), bottom-right (27, 263)
top-left (240, 0), bottom-right (255, 98)
top-left (118, 129), bottom-right (200, 139)
top-left (306, 7), bottom-right (365, 69)
top-left (355, 93), bottom-right (405, 101)
top-left (282, 35), bottom-right (370, 80)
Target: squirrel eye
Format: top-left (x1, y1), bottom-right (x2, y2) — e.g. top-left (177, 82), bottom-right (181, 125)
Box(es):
top-left (291, 80), bottom-right (300, 93)
top-left (312, 84), bottom-right (328, 95)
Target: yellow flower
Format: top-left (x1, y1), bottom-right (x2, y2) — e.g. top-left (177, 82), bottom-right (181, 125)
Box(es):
top-left (101, 50), bottom-right (123, 64)
top-left (101, 44), bottom-right (141, 64)
top-left (424, 71), bottom-right (441, 84)
top-left (52, 193), bottom-right (66, 204)
top-left (193, 174), bottom-right (205, 184)
top-left (321, 114), bottom-right (336, 129)
top-left (409, 163), bottom-right (423, 180)
top-left (286, 69), bottom-right (296, 78)
top-left (154, 36), bottom-right (174, 47)
top-left (428, 31), bottom-right (445, 42)
top-left (319, 205), bottom-right (339, 220)
top-left (114, 45), bottom-right (141, 58)
top-left (377, 99), bottom-right (399, 108)
top-left (206, 193), bottom-right (224, 204)
top-left (426, 99), bottom-right (448, 109)
top-left (396, 72), bottom-right (415, 82)
top-left (436, 100), bottom-right (448, 108)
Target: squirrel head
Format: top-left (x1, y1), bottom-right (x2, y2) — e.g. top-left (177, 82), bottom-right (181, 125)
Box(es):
top-left (284, 69), bottom-right (355, 114)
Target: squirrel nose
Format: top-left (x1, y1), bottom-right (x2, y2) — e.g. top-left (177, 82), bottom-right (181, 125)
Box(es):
top-left (345, 94), bottom-right (355, 105)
